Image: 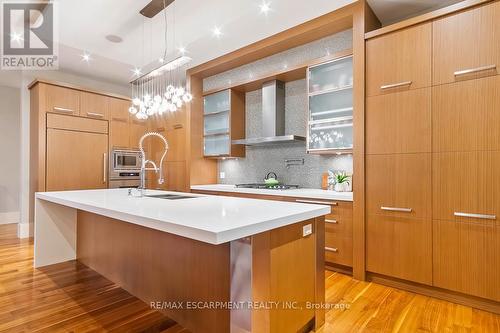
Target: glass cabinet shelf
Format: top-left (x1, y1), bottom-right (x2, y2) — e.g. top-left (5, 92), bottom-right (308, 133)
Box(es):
top-left (308, 56), bottom-right (353, 95)
top-left (307, 55), bottom-right (353, 153)
top-left (203, 89), bottom-right (245, 158)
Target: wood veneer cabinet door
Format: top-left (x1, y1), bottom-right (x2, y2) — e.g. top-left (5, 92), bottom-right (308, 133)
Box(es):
top-left (366, 153), bottom-right (431, 219)
top-left (165, 161), bottom-right (187, 192)
top-left (366, 23), bottom-right (432, 97)
top-left (366, 88), bottom-right (431, 154)
top-left (433, 75), bottom-right (500, 152)
top-left (433, 219), bottom-right (500, 301)
top-left (46, 129), bottom-right (108, 191)
top-left (433, 151), bottom-right (500, 222)
top-left (367, 214), bottom-right (432, 285)
top-left (325, 235), bottom-right (352, 267)
top-left (166, 127), bottom-right (187, 162)
top-left (130, 119), bottom-right (149, 149)
top-left (45, 84), bottom-right (80, 115)
top-left (433, 1), bottom-right (500, 85)
top-left (80, 92), bottom-right (109, 120)
top-left (109, 98), bottom-right (130, 149)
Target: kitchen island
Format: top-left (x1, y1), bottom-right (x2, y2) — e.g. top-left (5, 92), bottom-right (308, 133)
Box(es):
top-left (34, 189), bottom-right (330, 333)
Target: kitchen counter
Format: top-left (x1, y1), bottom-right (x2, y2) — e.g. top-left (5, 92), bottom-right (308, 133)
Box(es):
top-left (35, 188), bottom-right (329, 249)
top-left (191, 184), bottom-right (354, 201)
top-left (34, 188), bottom-right (327, 332)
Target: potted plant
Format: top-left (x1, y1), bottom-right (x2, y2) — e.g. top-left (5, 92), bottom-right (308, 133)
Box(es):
top-left (333, 172), bottom-right (351, 192)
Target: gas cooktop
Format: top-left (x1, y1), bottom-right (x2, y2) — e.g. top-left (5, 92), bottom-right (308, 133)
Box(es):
top-left (235, 183), bottom-right (300, 190)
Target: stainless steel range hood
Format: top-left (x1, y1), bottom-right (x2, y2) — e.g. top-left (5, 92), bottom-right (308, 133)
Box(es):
top-left (232, 80), bottom-right (306, 146)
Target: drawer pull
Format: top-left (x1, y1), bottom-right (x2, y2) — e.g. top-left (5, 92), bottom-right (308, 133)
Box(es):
top-left (454, 212), bottom-right (496, 220)
top-left (174, 124), bottom-right (183, 129)
top-left (454, 64), bottom-right (496, 77)
top-left (53, 107), bottom-right (74, 113)
top-left (325, 219), bottom-right (338, 224)
top-left (112, 117), bottom-right (128, 123)
top-left (87, 112), bottom-right (104, 118)
top-left (296, 199), bottom-right (338, 206)
top-left (325, 247), bottom-right (338, 253)
top-left (380, 81), bottom-right (412, 90)
top-left (381, 206), bottom-right (412, 213)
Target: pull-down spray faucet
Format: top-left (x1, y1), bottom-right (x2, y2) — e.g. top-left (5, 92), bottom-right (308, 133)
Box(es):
top-left (131, 132), bottom-right (168, 197)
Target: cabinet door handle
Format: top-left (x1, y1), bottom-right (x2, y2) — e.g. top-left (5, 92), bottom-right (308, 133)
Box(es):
top-left (454, 64), bottom-right (496, 77)
top-left (173, 124), bottom-right (183, 129)
top-left (103, 153), bottom-right (107, 183)
top-left (325, 247), bottom-right (338, 253)
top-left (380, 81), bottom-right (412, 90)
top-left (454, 212), bottom-right (496, 220)
top-left (325, 219), bottom-right (338, 224)
top-left (87, 112), bottom-right (104, 118)
top-left (53, 107), bottom-right (74, 113)
top-left (112, 117), bottom-right (128, 123)
top-left (296, 199), bottom-right (338, 206)
top-left (381, 206), bottom-right (412, 213)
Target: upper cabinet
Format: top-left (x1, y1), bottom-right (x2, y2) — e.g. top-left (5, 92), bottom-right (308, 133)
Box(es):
top-left (45, 84), bottom-right (81, 115)
top-left (433, 2), bottom-right (500, 85)
top-left (80, 92), bottom-right (109, 120)
top-left (307, 55), bottom-right (353, 153)
top-left (366, 23), bottom-right (432, 96)
top-left (203, 89), bottom-right (245, 158)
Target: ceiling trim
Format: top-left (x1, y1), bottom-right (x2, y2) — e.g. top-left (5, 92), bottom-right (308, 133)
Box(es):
top-left (365, 0), bottom-right (494, 39)
top-left (187, 2), bottom-right (358, 79)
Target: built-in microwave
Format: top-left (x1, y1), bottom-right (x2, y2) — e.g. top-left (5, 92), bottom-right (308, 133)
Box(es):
top-left (110, 148), bottom-right (141, 180)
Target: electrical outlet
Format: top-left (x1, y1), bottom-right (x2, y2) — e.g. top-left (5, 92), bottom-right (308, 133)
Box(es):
top-left (302, 224), bottom-right (312, 237)
top-left (220, 172), bottom-right (225, 179)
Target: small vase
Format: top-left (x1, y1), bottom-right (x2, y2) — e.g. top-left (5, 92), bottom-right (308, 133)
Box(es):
top-left (334, 183), bottom-right (344, 192)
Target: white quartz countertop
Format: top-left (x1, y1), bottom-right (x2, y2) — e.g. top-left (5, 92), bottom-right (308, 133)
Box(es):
top-left (190, 184), bottom-right (353, 202)
top-left (36, 189), bottom-right (330, 245)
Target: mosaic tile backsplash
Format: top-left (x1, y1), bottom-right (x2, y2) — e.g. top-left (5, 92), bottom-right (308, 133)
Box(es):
top-left (212, 29), bottom-right (354, 189)
top-left (218, 80), bottom-right (353, 189)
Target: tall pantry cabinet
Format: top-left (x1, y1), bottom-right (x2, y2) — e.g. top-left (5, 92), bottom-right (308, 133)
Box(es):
top-left (365, 1), bottom-right (500, 303)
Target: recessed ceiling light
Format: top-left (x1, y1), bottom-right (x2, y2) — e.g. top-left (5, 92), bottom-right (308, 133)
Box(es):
top-left (159, 58), bottom-right (164, 63)
top-left (105, 34), bottom-right (123, 43)
top-left (259, 1), bottom-right (271, 14)
top-left (131, 67), bottom-right (142, 77)
top-left (81, 52), bottom-right (91, 63)
top-left (212, 26), bottom-right (222, 38)
top-left (178, 46), bottom-right (186, 54)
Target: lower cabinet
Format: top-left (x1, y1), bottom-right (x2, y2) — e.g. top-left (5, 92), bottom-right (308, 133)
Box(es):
top-left (46, 128), bottom-right (108, 191)
top-left (366, 215), bottom-right (432, 285)
top-left (433, 219), bottom-right (500, 301)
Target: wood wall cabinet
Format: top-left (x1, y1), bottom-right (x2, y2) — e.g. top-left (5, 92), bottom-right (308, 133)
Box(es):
top-left (109, 98), bottom-right (131, 149)
top-left (45, 84), bottom-right (81, 115)
top-left (366, 88), bottom-right (431, 154)
top-left (80, 91), bottom-right (109, 120)
top-left (432, 75), bottom-right (500, 152)
top-left (129, 119), bottom-right (149, 149)
top-left (366, 22), bottom-right (432, 97)
top-left (45, 113), bottom-right (108, 191)
top-left (433, 1), bottom-right (500, 85)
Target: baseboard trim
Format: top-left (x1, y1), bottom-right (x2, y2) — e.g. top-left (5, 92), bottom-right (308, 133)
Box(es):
top-left (367, 272), bottom-right (500, 315)
top-left (17, 222), bottom-right (33, 239)
top-left (326, 262), bottom-right (353, 276)
top-left (0, 211), bottom-right (20, 224)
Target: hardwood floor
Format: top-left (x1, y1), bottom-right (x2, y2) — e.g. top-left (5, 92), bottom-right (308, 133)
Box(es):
top-left (0, 224), bottom-right (498, 332)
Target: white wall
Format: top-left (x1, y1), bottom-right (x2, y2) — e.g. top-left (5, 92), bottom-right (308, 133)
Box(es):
top-left (0, 85), bottom-right (21, 224)
top-left (18, 70), bottom-right (129, 237)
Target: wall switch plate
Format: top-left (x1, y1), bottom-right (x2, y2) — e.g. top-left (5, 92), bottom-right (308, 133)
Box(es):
top-left (220, 172), bottom-right (225, 179)
top-left (303, 224), bottom-right (312, 237)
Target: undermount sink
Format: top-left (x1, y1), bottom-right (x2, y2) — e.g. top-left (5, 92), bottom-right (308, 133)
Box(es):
top-left (145, 194), bottom-right (199, 200)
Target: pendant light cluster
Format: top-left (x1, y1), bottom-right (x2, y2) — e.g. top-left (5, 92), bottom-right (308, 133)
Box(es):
top-left (129, 57), bottom-right (193, 119)
top-left (129, 0), bottom-right (192, 120)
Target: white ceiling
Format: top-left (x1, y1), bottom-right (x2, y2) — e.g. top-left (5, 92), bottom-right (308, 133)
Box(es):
top-left (1, 0), bottom-right (465, 89)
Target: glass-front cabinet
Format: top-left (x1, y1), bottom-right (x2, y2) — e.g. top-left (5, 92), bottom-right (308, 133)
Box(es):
top-left (203, 89), bottom-right (245, 158)
top-left (307, 55), bottom-right (353, 153)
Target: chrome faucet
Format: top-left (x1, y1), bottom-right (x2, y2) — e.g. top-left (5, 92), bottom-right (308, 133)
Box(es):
top-left (130, 132), bottom-right (168, 197)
